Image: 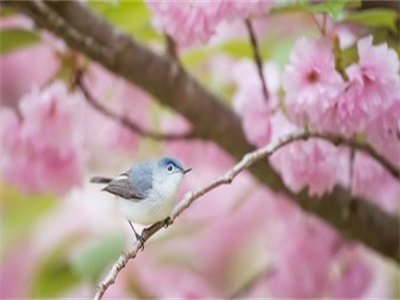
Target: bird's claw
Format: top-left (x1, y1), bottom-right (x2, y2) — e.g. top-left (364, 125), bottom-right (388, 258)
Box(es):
top-left (135, 232), bottom-right (145, 251)
top-left (164, 216), bottom-right (173, 228)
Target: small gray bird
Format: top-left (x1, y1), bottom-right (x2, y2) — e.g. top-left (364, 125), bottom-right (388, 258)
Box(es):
top-left (91, 156), bottom-right (191, 244)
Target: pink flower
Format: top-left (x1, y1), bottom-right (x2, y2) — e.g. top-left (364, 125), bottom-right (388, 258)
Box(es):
top-left (331, 36), bottom-right (400, 135)
top-left (82, 64), bottom-right (150, 154)
top-left (330, 247), bottom-right (373, 298)
top-left (267, 219), bottom-right (340, 298)
top-left (0, 82), bottom-right (85, 195)
top-left (352, 152), bottom-right (400, 214)
top-left (270, 139), bottom-right (349, 196)
top-left (234, 90), bottom-right (272, 147)
top-left (283, 37), bottom-right (344, 127)
top-left (0, 15), bottom-right (60, 107)
top-left (145, 0), bottom-right (272, 47)
top-left (366, 100), bottom-right (400, 168)
top-left (0, 43), bottom-right (59, 108)
top-left (232, 60), bottom-right (278, 147)
top-left (138, 266), bottom-right (216, 298)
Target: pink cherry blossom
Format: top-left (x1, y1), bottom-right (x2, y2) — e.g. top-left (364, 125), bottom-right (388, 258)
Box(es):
top-left (327, 36), bottom-right (400, 135)
top-left (0, 82), bottom-right (85, 195)
top-left (366, 100), bottom-right (400, 168)
top-left (82, 64), bottom-right (150, 154)
top-left (0, 15), bottom-right (60, 107)
top-left (283, 37), bottom-right (344, 127)
top-left (234, 90), bottom-right (272, 147)
top-left (0, 43), bottom-right (59, 108)
top-left (267, 218), bottom-right (341, 298)
top-left (0, 243), bottom-right (35, 298)
top-left (145, 0), bottom-right (272, 47)
top-left (232, 60), bottom-right (279, 147)
top-left (352, 152), bottom-right (400, 214)
top-left (270, 139), bottom-right (350, 196)
top-left (134, 264), bottom-right (216, 298)
top-left (330, 247), bottom-right (373, 298)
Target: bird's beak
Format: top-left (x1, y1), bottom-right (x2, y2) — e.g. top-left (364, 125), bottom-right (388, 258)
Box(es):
top-left (183, 168), bottom-right (192, 174)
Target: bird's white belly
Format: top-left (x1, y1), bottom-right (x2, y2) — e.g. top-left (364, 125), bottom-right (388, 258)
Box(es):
top-left (117, 193), bottom-right (176, 225)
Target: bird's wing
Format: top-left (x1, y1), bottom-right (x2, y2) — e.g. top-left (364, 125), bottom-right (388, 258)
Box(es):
top-left (103, 173), bottom-right (145, 200)
top-left (90, 176), bottom-right (112, 184)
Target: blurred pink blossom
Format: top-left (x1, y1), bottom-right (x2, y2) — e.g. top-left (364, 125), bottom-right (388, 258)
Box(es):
top-left (282, 37), bottom-right (344, 127)
top-left (366, 100), bottom-right (400, 168)
top-left (82, 64), bottom-right (150, 154)
top-left (330, 247), bottom-right (373, 298)
top-left (0, 242), bottom-right (36, 298)
top-left (0, 45), bottom-right (59, 107)
top-left (267, 219), bottom-right (372, 298)
top-left (145, 0), bottom-right (272, 47)
top-left (352, 152), bottom-right (400, 214)
top-left (136, 265), bottom-right (216, 298)
top-left (193, 188), bottom-right (278, 286)
top-left (267, 219), bottom-right (341, 298)
top-left (0, 82), bottom-right (85, 195)
top-left (232, 60), bottom-right (280, 147)
top-left (0, 15), bottom-right (60, 107)
top-left (270, 139), bottom-right (349, 196)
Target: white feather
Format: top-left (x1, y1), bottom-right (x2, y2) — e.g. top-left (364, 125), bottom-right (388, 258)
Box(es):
top-left (118, 172), bottom-right (183, 225)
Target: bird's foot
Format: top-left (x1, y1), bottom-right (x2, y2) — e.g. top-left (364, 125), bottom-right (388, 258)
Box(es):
top-left (164, 216), bottom-right (173, 228)
top-left (135, 232), bottom-right (145, 251)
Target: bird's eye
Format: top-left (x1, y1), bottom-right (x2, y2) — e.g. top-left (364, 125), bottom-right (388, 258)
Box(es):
top-left (166, 164), bottom-right (174, 172)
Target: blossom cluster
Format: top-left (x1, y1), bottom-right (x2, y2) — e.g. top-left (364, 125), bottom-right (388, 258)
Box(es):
top-left (284, 36), bottom-right (400, 139)
top-left (0, 51), bottom-right (150, 195)
top-left (0, 82), bottom-right (85, 195)
top-left (145, 0), bottom-right (272, 46)
top-left (233, 34), bottom-right (400, 204)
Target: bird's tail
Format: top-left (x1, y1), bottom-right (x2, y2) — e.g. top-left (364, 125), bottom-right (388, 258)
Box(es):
top-left (90, 176), bottom-right (112, 184)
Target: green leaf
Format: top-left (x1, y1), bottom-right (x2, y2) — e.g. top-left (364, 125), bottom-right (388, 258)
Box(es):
top-left (338, 44), bottom-right (358, 72)
top-left (182, 39), bottom-right (270, 68)
top-left (31, 238), bottom-right (82, 297)
top-left (1, 184), bottom-right (56, 256)
top-left (88, 0), bottom-right (161, 42)
top-left (299, 0), bottom-right (349, 19)
top-left (0, 28), bottom-right (40, 54)
top-left (342, 9), bottom-right (398, 34)
top-left (71, 234), bottom-right (125, 282)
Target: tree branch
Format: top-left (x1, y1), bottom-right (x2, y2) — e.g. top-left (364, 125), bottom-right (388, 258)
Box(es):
top-left (93, 130), bottom-right (400, 299)
top-left (244, 18), bottom-right (269, 102)
top-left (306, 132), bottom-right (399, 179)
top-left (74, 69), bottom-right (194, 141)
top-left (5, 0), bottom-right (399, 264)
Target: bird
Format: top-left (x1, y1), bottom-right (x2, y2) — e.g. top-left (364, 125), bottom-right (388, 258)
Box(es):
top-left (90, 156), bottom-right (191, 246)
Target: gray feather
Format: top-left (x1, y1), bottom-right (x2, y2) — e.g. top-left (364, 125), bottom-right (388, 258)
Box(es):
top-left (90, 176), bottom-right (112, 184)
top-left (103, 175), bottom-right (145, 200)
top-left (102, 162), bottom-right (154, 201)
top-left (127, 162), bottom-right (154, 194)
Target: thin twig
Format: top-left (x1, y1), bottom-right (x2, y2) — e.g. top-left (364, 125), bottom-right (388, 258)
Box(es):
top-left (165, 34), bottom-right (178, 60)
top-left (310, 12), bottom-right (325, 35)
top-left (245, 18), bottom-right (269, 102)
top-left (92, 129), bottom-right (399, 299)
top-left (309, 132), bottom-right (399, 180)
top-left (74, 70), bottom-right (194, 141)
top-left (7, 0), bottom-right (399, 268)
top-left (93, 131), bottom-right (307, 299)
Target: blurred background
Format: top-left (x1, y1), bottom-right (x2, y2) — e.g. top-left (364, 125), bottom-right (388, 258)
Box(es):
top-left (1, 0), bottom-right (399, 298)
